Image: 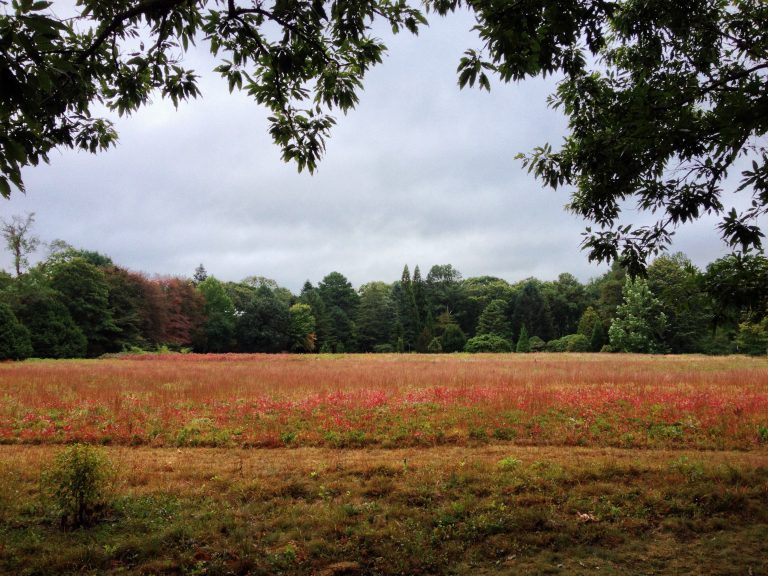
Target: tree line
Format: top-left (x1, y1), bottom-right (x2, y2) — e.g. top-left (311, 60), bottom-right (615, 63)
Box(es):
top-left (1, 215), bottom-right (766, 360)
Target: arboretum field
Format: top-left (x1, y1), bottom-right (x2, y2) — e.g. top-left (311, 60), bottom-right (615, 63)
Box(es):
top-left (1, 353), bottom-right (767, 575)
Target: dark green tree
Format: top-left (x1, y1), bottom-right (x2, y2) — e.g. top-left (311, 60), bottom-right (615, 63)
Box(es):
top-left (45, 240), bottom-right (113, 269)
top-left (590, 321), bottom-right (605, 353)
top-left (735, 319), bottom-right (768, 356)
top-left (49, 258), bottom-right (117, 356)
top-left (289, 303), bottom-right (317, 352)
top-left (318, 272), bottom-right (359, 351)
top-left (704, 253), bottom-right (768, 331)
top-left (425, 264), bottom-right (466, 324)
top-left (542, 273), bottom-right (587, 338)
top-left (476, 299), bottom-right (511, 340)
top-left (392, 265), bottom-right (420, 351)
top-left (516, 324), bottom-right (530, 353)
top-left (0, 301), bottom-right (32, 360)
top-left (510, 280), bottom-right (555, 342)
top-left (586, 262), bottom-right (627, 328)
top-left (440, 322), bottom-right (467, 353)
top-left (577, 306), bottom-right (601, 340)
top-left (299, 282), bottom-right (332, 352)
top-left (236, 287), bottom-right (290, 353)
top-left (5, 282), bottom-right (87, 358)
top-left (647, 253), bottom-right (711, 353)
top-left (197, 276), bottom-right (236, 352)
top-left (461, 276), bottom-right (515, 337)
top-left (355, 282), bottom-right (394, 352)
top-left (103, 266), bottom-right (153, 351)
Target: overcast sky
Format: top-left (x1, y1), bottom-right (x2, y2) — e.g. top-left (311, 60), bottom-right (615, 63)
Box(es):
top-left (1, 9), bottom-right (761, 293)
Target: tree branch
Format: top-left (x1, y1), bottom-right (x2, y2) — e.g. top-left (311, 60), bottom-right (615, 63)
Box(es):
top-left (77, 0), bottom-right (189, 64)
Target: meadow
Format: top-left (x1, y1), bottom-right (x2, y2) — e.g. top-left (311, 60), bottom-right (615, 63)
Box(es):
top-left (1, 353), bottom-right (767, 575)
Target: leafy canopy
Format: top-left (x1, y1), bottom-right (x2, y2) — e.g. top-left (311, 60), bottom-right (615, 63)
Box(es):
top-left (2, 0), bottom-right (766, 270)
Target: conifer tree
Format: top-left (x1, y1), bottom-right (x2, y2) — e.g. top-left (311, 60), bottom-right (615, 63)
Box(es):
top-left (516, 324), bottom-right (530, 353)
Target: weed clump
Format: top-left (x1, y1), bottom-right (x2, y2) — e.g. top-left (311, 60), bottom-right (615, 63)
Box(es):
top-left (41, 443), bottom-right (114, 527)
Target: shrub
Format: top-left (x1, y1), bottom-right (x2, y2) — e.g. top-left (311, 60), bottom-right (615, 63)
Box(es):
top-left (564, 334), bottom-right (590, 352)
top-left (529, 336), bottom-right (546, 352)
top-left (41, 444), bottom-right (114, 527)
top-left (427, 337), bottom-right (443, 353)
top-left (440, 323), bottom-right (467, 353)
top-left (545, 338), bottom-right (566, 352)
top-left (464, 334), bottom-right (512, 353)
top-left (545, 334), bottom-right (590, 352)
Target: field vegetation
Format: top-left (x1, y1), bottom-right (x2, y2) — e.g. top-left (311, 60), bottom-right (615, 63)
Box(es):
top-left (2, 354), bottom-right (767, 450)
top-left (1, 353), bottom-right (767, 575)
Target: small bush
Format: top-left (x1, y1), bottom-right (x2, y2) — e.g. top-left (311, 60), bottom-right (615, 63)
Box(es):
top-left (546, 334), bottom-right (590, 352)
top-left (497, 456), bottom-right (522, 471)
top-left (41, 444), bottom-right (114, 527)
top-left (464, 334), bottom-right (512, 353)
top-left (528, 336), bottom-right (546, 352)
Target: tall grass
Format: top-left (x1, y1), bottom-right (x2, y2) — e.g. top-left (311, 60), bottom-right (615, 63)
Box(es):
top-left (1, 353), bottom-right (767, 449)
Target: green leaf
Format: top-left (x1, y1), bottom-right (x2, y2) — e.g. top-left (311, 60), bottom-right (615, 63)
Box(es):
top-left (0, 177), bottom-right (11, 199)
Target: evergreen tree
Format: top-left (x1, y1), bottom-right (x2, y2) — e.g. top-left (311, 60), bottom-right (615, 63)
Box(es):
top-left (477, 299), bottom-right (511, 339)
top-left (394, 265), bottom-right (419, 351)
top-left (299, 285), bottom-right (332, 352)
top-left (355, 282), bottom-right (395, 352)
top-left (412, 265), bottom-right (429, 334)
top-left (516, 324), bottom-right (530, 353)
top-left (510, 280), bottom-right (555, 342)
top-left (590, 321), bottom-right (605, 352)
top-left (318, 271), bottom-right (359, 351)
top-left (427, 337), bottom-right (442, 353)
top-left (415, 306), bottom-right (434, 352)
top-left (577, 306), bottom-right (605, 351)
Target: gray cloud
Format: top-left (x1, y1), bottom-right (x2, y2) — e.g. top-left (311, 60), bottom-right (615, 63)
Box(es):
top-left (2, 10), bottom-right (759, 292)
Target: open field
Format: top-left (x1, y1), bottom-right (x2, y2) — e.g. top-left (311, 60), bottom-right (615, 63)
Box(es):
top-left (1, 353), bottom-right (767, 575)
top-left (2, 353), bottom-right (768, 450)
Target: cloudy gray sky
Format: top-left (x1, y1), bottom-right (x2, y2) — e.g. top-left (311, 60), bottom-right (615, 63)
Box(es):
top-left (1, 9), bottom-right (760, 292)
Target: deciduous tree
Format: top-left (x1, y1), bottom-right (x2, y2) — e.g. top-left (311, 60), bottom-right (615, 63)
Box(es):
top-left (608, 278), bottom-right (668, 353)
top-left (1, 213), bottom-right (39, 276)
